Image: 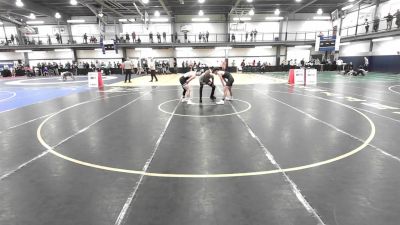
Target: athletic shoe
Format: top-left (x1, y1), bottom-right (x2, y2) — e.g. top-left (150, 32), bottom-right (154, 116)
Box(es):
top-left (210, 96), bottom-right (216, 100)
top-left (181, 98), bottom-right (188, 102)
top-left (199, 99), bottom-right (202, 103)
top-left (216, 100), bottom-right (225, 105)
top-left (187, 99), bottom-right (194, 105)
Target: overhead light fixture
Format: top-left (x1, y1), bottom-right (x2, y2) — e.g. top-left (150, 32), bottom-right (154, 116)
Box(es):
top-left (215, 47), bottom-right (232, 50)
top-left (16, 0), bottom-right (24, 7)
top-left (142, 0), bottom-right (149, 4)
top-left (295, 0), bottom-right (302, 2)
top-left (274, 9), bottom-right (280, 15)
top-left (246, 0), bottom-right (253, 2)
top-left (317, 8), bottom-right (323, 15)
top-left (26, 20), bottom-right (45, 24)
top-left (150, 18), bottom-right (169, 22)
top-left (198, 10), bottom-right (204, 16)
top-left (372, 37), bottom-right (394, 42)
top-left (67, 19), bottom-right (85, 23)
top-left (295, 45), bottom-right (312, 48)
top-left (255, 46), bottom-right (273, 49)
top-left (198, 0), bottom-right (205, 3)
top-left (129, 18), bottom-right (136, 22)
top-left (55, 12), bottom-right (61, 19)
top-left (176, 47), bottom-right (193, 50)
top-left (154, 10), bottom-right (160, 17)
top-left (342, 4), bottom-right (354, 11)
top-left (98, 12), bottom-right (104, 18)
top-left (265, 16), bottom-right (284, 20)
top-left (249, 9), bottom-right (254, 16)
top-left (233, 17), bottom-right (251, 21)
top-left (15, 50), bottom-right (32, 53)
top-left (192, 17), bottom-right (209, 22)
top-left (28, 13), bottom-right (36, 20)
top-left (348, 0), bottom-right (355, 2)
top-left (339, 42), bottom-right (351, 46)
top-left (70, 0), bottom-right (78, 5)
top-left (54, 49), bottom-right (72, 52)
top-left (313, 16), bottom-right (331, 20)
top-left (119, 18), bottom-right (128, 22)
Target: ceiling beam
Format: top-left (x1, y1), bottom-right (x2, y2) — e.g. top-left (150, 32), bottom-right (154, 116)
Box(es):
top-left (93, 0), bottom-right (125, 17)
top-left (229, 0), bottom-right (243, 15)
top-left (158, 0), bottom-right (172, 17)
top-left (0, 15), bottom-right (23, 26)
top-left (290, 0), bottom-right (319, 14)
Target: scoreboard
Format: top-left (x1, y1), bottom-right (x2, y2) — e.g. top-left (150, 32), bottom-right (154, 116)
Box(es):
top-left (315, 35), bottom-right (340, 52)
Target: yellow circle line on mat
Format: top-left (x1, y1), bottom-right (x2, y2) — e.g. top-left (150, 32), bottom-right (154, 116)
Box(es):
top-left (37, 91), bottom-right (376, 178)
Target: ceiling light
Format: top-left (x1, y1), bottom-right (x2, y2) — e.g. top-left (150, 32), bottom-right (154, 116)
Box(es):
top-left (154, 10), bottom-right (160, 17)
top-left (26, 21), bottom-right (44, 24)
top-left (246, 0), bottom-right (253, 2)
top-left (150, 18), bottom-right (169, 22)
top-left (274, 9), bottom-right (280, 15)
top-left (142, 0), bottom-right (149, 4)
top-left (294, 45), bottom-right (312, 48)
top-left (265, 16), bottom-right (284, 20)
top-left (16, 0), bottom-right (24, 7)
top-left (317, 8), bottom-right (323, 15)
top-left (372, 37), bottom-right (394, 42)
top-left (55, 12), bottom-right (61, 19)
top-left (129, 18), bottom-right (136, 22)
top-left (342, 4), bottom-right (354, 11)
top-left (28, 13), bottom-right (36, 20)
top-left (198, 10), bottom-right (204, 16)
top-left (295, 0), bottom-right (302, 2)
top-left (70, 0), bottom-right (78, 5)
top-left (348, 0), bottom-right (355, 2)
top-left (215, 47), bottom-right (232, 50)
top-left (255, 46), bottom-right (273, 49)
top-left (54, 49), bottom-right (72, 52)
top-left (98, 12), bottom-right (104, 18)
top-left (198, 0), bottom-right (205, 3)
top-left (249, 9), bottom-right (254, 16)
top-left (15, 50), bottom-right (32, 53)
top-left (313, 16), bottom-right (331, 20)
top-left (67, 19), bottom-right (85, 23)
top-left (119, 19), bottom-right (128, 22)
top-left (192, 17), bottom-right (209, 22)
top-left (233, 17), bottom-right (251, 21)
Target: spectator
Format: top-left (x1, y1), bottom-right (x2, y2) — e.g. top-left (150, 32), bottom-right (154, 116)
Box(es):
top-left (55, 33), bottom-right (61, 44)
top-left (10, 35), bottom-right (14, 45)
top-left (184, 32), bottom-right (188, 43)
top-left (149, 32), bottom-right (153, 43)
top-left (373, 17), bottom-right (380, 32)
top-left (126, 33), bottom-right (130, 42)
top-left (364, 19), bottom-right (370, 33)
top-left (174, 32), bottom-right (178, 43)
top-left (132, 31), bottom-right (136, 42)
top-left (364, 57), bottom-right (369, 71)
top-left (163, 32), bottom-right (166, 42)
top-left (254, 29), bottom-right (258, 41)
top-left (385, 13), bottom-right (394, 30)
top-left (395, 9), bottom-right (400, 29)
top-left (137, 37), bottom-right (141, 43)
top-left (157, 32), bottom-right (161, 43)
top-left (206, 31), bottom-right (209, 42)
top-left (231, 33), bottom-right (235, 42)
top-left (199, 32), bottom-right (202, 42)
top-left (250, 31), bottom-right (254, 41)
top-left (83, 33), bottom-right (88, 44)
top-left (252, 60), bottom-right (255, 66)
top-left (245, 32), bottom-right (248, 42)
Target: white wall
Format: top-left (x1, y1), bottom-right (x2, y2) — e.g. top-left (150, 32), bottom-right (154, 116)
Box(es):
top-left (0, 52), bottom-right (23, 61)
top-left (0, 26), bottom-right (18, 40)
top-left (174, 23), bottom-right (226, 43)
top-left (287, 47), bottom-right (311, 62)
top-left (339, 41), bottom-right (370, 56)
top-left (76, 50), bottom-right (123, 60)
top-left (283, 20), bottom-right (333, 40)
top-left (126, 48), bottom-right (174, 58)
top-left (372, 36), bottom-right (400, 55)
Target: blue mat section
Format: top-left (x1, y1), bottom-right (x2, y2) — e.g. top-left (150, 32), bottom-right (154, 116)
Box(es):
top-left (0, 86), bottom-right (89, 112)
top-left (341, 55), bottom-right (400, 73)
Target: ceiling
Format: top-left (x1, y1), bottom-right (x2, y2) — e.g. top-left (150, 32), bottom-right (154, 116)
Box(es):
top-left (0, 0), bottom-right (379, 22)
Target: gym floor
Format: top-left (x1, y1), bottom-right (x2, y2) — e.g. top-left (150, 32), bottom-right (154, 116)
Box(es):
top-left (1, 72), bottom-right (400, 225)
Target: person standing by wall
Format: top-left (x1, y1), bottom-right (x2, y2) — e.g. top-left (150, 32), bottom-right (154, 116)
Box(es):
top-left (163, 32), bottom-right (167, 42)
top-left (149, 58), bottom-right (158, 82)
top-left (364, 57), bottom-right (369, 71)
top-left (123, 58), bottom-right (133, 83)
top-left (385, 13), bottom-right (394, 30)
top-left (132, 31), bottom-right (136, 42)
top-left (364, 19), bottom-right (370, 33)
top-left (373, 17), bottom-right (380, 32)
top-left (206, 31), bottom-right (209, 42)
top-left (395, 9), bottom-right (400, 29)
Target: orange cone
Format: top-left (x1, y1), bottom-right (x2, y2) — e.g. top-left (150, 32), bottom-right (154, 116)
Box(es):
top-left (288, 69), bottom-right (294, 84)
top-left (97, 71), bottom-right (104, 88)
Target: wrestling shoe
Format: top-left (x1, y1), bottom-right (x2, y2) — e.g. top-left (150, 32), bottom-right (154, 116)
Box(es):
top-left (216, 100), bottom-right (225, 105)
